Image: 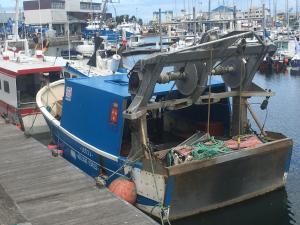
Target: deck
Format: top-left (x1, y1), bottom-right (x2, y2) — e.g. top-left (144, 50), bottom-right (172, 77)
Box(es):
top-left (0, 119), bottom-right (158, 225)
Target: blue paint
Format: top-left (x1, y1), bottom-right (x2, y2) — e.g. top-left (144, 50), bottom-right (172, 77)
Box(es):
top-left (82, 29), bottom-right (120, 42)
top-left (61, 77), bottom-right (127, 157)
top-left (284, 147), bottom-right (293, 173)
top-left (45, 72), bottom-right (229, 211)
top-left (136, 194), bottom-right (160, 207)
top-left (167, 83), bottom-right (231, 136)
top-left (164, 176), bottom-right (175, 207)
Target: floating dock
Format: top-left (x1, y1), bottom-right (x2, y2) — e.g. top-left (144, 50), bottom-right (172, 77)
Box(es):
top-left (0, 119), bottom-right (158, 225)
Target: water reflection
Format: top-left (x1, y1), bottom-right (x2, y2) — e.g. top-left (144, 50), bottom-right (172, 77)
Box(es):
top-left (173, 189), bottom-right (296, 225)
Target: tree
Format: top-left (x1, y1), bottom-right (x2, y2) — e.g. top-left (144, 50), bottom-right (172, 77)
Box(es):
top-left (138, 19), bottom-right (143, 25)
top-left (129, 16), bottom-right (136, 22)
top-left (116, 15), bottom-right (129, 24)
top-left (115, 15), bottom-right (142, 25)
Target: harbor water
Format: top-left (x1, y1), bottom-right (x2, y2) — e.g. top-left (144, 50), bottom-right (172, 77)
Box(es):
top-left (43, 44), bottom-right (300, 225)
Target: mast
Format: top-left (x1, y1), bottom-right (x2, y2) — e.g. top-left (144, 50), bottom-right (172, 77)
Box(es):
top-left (286, 0), bottom-right (289, 38)
top-left (14, 0), bottom-right (19, 40)
top-left (102, 0), bottom-right (109, 22)
top-left (274, 0), bottom-right (277, 27)
top-left (159, 8), bottom-right (162, 52)
top-left (269, 0), bottom-right (271, 27)
top-left (297, 0), bottom-right (299, 21)
top-left (193, 6), bottom-right (196, 44)
top-left (262, 3), bottom-right (265, 40)
top-left (208, 0), bottom-right (211, 29)
top-left (38, 0), bottom-right (43, 49)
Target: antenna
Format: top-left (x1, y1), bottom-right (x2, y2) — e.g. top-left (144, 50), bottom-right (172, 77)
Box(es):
top-left (14, 0), bottom-right (19, 40)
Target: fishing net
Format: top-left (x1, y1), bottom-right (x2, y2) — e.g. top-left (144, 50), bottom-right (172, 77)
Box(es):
top-left (191, 137), bottom-right (231, 161)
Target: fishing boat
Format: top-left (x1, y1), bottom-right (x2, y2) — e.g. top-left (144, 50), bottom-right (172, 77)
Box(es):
top-left (83, 22), bottom-right (119, 42)
top-left (117, 21), bottom-right (141, 38)
top-left (37, 31), bottom-right (293, 221)
top-left (290, 38), bottom-right (300, 75)
top-left (0, 0), bottom-right (65, 134)
top-left (0, 52), bottom-right (65, 134)
top-left (82, 0), bottom-right (120, 41)
top-left (75, 37), bottom-right (117, 58)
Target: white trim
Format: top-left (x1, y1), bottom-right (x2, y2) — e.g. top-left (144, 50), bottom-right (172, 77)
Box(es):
top-left (36, 80), bottom-right (119, 162)
top-left (0, 73), bottom-right (18, 108)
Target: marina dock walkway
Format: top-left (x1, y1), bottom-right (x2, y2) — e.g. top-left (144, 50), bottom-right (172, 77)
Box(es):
top-left (0, 119), bottom-right (158, 225)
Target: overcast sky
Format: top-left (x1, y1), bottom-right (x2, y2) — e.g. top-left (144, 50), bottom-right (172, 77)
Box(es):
top-left (0, 0), bottom-right (296, 22)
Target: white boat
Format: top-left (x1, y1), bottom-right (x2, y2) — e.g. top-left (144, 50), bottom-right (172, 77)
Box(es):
top-left (69, 36), bottom-right (123, 77)
top-left (66, 52), bottom-right (123, 77)
top-left (76, 38), bottom-right (114, 57)
top-left (0, 0), bottom-right (65, 134)
top-left (0, 47), bottom-right (65, 134)
top-left (117, 21), bottom-right (141, 37)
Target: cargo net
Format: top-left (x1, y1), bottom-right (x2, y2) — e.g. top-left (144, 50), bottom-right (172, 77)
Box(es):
top-left (166, 134), bottom-right (263, 166)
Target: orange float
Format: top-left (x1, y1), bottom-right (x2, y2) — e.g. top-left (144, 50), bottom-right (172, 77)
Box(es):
top-left (108, 178), bottom-right (137, 204)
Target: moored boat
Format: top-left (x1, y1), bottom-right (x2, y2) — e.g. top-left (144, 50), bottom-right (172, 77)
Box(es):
top-left (0, 0), bottom-right (65, 134)
top-left (37, 31), bottom-right (293, 221)
top-left (0, 51), bottom-right (64, 134)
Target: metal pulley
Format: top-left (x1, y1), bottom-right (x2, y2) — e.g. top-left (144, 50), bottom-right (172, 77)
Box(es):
top-left (158, 63), bottom-right (200, 96)
top-left (176, 63), bottom-right (199, 96)
top-left (220, 58), bottom-right (243, 89)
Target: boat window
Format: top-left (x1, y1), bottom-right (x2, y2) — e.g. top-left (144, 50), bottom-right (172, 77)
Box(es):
top-left (16, 72), bottom-right (62, 108)
top-left (16, 74), bottom-right (44, 107)
top-left (4, 81), bottom-right (9, 93)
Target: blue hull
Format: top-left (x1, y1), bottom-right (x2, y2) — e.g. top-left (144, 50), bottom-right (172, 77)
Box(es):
top-left (45, 118), bottom-right (162, 210)
top-left (45, 116), bottom-right (293, 220)
top-left (83, 29), bottom-right (120, 42)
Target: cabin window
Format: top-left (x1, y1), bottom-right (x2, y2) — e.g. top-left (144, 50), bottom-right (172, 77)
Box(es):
top-left (16, 72), bottom-right (61, 107)
top-left (4, 81), bottom-right (9, 93)
top-left (16, 74), bottom-right (41, 106)
top-left (0, 79), bottom-right (1, 90)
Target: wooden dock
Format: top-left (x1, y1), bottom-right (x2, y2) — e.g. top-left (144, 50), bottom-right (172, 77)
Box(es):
top-left (0, 120), bottom-right (158, 225)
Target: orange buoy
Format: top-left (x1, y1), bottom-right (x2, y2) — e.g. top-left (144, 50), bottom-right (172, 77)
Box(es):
top-left (108, 178), bottom-right (137, 204)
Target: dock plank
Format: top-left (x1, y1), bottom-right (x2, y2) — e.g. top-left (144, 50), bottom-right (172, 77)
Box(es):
top-left (0, 121), bottom-right (158, 225)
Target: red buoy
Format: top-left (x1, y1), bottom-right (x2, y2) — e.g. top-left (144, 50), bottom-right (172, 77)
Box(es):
top-left (284, 58), bottom-right (289, 64)
top-left (47, 144), bottom-right (58, 150)
top-left (108, 178), bottom-right (137, 204)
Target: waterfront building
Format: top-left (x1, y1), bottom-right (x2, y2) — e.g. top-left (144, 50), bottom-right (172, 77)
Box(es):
top-left (23, 0), bottom-right (111, 35)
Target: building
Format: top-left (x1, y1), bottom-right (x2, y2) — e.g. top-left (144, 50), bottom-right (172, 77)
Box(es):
top-left (153, 10), bottom-right (174, 23)
top-left (243, 7), bottom-right (270, 19)
top-left (23, 0), bottom-right (108, 35)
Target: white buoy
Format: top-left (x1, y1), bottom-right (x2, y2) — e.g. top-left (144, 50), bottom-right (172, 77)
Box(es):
top-left (110, 54), bottom-right (121, 73)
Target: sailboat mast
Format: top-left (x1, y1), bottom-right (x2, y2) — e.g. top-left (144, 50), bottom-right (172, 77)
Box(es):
top-left (274, 0), bottom-right (277, 26)
top-left (286, 0), bottom-right (289, 34)
top-left (208, 0), bottom-right (211, 29)
top-left (296, 0), bottom-right (299, 21)
top-left (14, 0), bottom-right (19, 39)
top-left (102, 0), bottom-right (108, 22)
